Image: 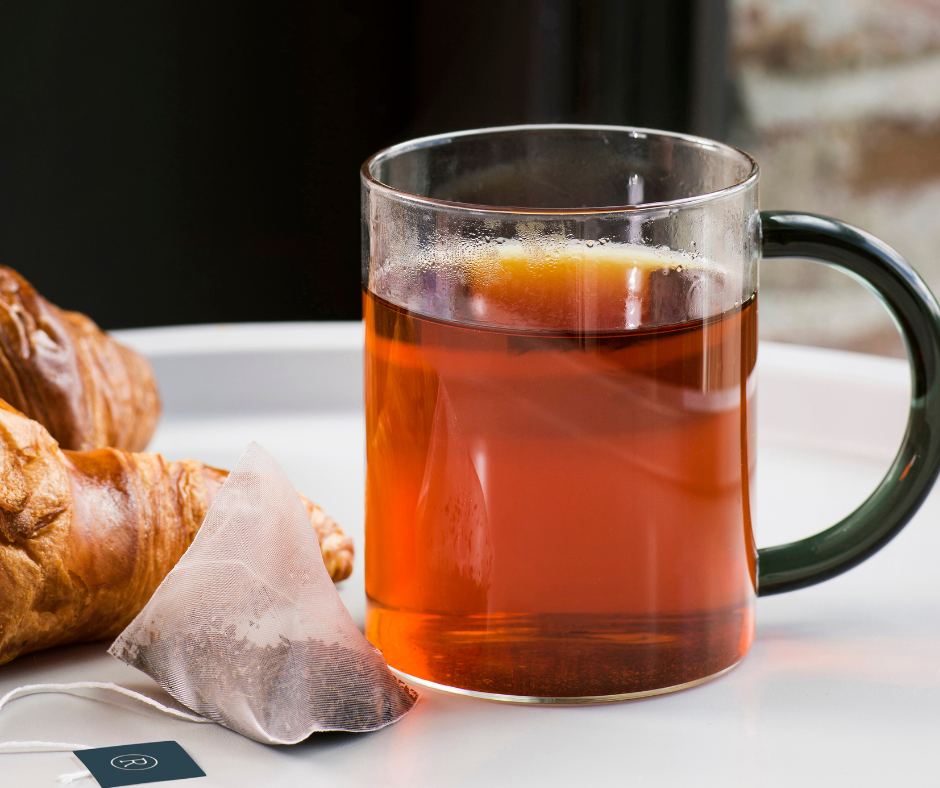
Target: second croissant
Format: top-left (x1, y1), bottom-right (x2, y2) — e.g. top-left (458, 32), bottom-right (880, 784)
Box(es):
top-left (0, 264), bottom-right (161, 453)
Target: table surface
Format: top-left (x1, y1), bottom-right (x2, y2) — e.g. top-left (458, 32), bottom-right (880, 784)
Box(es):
top-left (2, 323), bottom-right (936, 788)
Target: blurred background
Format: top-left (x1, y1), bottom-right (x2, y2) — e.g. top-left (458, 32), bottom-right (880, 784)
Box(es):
top-left (2, 0), bottom-right (938, 357)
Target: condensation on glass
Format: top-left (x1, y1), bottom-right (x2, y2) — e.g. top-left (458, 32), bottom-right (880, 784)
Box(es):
top-left (361, 125), bottom-right (761, 702)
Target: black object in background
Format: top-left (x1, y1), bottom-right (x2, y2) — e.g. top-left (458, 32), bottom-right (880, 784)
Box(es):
top-left (0, 0), bottom-right (730, 329)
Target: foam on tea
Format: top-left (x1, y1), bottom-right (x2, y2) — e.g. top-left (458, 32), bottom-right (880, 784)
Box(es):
top-left (364, 239), bottom-right (757, 698)
top-left (456, 238), bottom-right (718, 331)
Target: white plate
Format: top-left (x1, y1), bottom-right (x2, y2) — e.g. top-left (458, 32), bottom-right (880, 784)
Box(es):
top-left (1, 323), bottom-right (935, 788)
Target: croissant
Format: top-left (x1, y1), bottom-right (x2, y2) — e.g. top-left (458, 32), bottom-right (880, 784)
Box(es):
top-left (0, 265), bottom-right (160, 452)
top-left (0, 400), bottom-right (353, 667)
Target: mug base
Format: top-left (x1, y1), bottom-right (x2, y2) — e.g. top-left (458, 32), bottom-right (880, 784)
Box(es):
top-left (390, 659), bottom-right (742, 705)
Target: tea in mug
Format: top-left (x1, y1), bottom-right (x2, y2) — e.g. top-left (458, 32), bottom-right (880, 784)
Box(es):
top-left (365, 242), bottom-right (757, 698)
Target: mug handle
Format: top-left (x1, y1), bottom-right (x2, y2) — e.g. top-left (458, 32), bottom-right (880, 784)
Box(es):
top-left (757, 211), bottom-right (940, 595)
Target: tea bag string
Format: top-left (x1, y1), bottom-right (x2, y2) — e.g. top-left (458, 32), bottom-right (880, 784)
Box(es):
top-left (0, 683), bottom-right (212, 781)
top-left (0, 739), bottom-right (95, 786)
top-left (0, 681), bottom-right (212, 782)
top-left (0, 681), bottom-right (211, 724)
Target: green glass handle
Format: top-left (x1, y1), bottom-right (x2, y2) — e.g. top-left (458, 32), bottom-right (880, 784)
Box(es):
top-left (757, 211), bottom-right (940, 595)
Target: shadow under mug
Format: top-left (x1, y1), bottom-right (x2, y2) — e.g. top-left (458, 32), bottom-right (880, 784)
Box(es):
top-left (360, 124), bottom-right (940, 703)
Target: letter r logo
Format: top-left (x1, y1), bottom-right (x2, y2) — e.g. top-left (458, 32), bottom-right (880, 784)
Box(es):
top-left (110, 753), bottom-right (159, 770)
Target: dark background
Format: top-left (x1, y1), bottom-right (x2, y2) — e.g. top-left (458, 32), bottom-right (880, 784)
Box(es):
top-left (0, 0), bottom-right (731, 329)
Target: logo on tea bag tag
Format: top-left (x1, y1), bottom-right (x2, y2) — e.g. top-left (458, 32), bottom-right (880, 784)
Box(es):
top-left (74, 740), bottom-right (205, 787)
top-left (111, 754), bottom-right (159, 770)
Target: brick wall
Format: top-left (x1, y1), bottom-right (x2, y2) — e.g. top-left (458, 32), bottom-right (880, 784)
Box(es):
top-left (732, 0), bottom-right (940, 356)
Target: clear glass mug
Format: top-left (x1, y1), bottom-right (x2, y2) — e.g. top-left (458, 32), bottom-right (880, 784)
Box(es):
top-left (360, 125), bottom-right (940, 702)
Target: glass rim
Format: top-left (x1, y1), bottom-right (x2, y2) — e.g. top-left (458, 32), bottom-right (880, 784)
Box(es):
top-left (361, 123), bottom-right (760, 216)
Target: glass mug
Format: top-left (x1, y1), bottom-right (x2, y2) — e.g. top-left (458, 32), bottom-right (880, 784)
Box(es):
top-left (360, 125), bottom-right (940, 702)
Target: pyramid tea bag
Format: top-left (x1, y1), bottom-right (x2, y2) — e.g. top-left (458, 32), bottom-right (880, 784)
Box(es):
top-left (109, 442), bottom-right (417, 744)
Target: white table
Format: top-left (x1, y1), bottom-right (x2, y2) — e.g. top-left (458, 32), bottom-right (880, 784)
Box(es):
top-left (2, 323), bottom-right (936, 787)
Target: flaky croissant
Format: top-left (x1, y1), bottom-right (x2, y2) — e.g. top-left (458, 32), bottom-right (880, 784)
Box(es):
top-left (0, 400), bottom-right (353, 667)
top-left (0, 265), bottom-right (160, 452)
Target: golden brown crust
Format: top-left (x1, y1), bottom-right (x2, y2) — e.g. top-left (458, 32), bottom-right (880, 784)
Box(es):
top-left (299, 494), bottom-right (354, 583)
top-left (0, 402), bottom-right (354, 667)
top-left (0, 399), bottom-right (82, 662)
top-left (0, 266), bottom-right (161, 452)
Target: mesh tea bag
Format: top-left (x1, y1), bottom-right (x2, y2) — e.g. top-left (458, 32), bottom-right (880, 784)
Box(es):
top-left (108, 441), bottom-right (417, 744)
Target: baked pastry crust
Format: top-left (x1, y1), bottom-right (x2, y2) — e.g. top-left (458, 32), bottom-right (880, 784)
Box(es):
top-left (0, 265), bottom-right (160, 452)
top-left (0, 400), bottom-right (353, 667)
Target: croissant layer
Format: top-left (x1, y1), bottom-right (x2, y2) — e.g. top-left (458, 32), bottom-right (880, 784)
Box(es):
top-left (0, 401), bottom-right (353, 667)
top-left (0, 265), bottom-right (161, 452)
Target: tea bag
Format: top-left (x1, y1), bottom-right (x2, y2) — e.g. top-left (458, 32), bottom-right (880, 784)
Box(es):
top-left (108, 442), bottom-right (417, 744)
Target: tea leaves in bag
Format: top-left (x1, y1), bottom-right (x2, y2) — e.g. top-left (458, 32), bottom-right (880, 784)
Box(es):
top-left (109, 442), bottom-right (417, 744)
